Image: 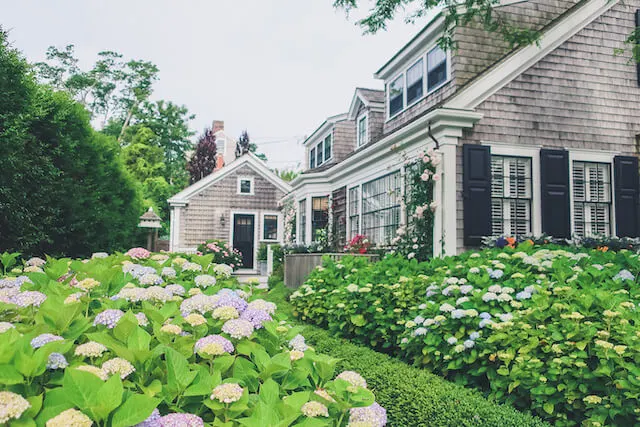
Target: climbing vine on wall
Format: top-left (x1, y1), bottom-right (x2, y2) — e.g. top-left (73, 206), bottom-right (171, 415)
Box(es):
top-left (392, 148), bottom-right (440, 261)
top-left (280, 196), bottom-right (297, 245)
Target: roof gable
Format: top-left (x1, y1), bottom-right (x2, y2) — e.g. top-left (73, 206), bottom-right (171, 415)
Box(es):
top-left (347, 88), bottom-right (385, 120)
top-left (168, 153), bottom-right (292, 205)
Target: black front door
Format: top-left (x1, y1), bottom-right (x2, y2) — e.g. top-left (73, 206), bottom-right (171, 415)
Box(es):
top-left (233, 214), bottom-right (255, 269)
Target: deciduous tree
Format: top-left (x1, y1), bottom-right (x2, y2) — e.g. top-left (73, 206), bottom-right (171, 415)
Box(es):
top-left (187, 127), bottom-right (218, 184)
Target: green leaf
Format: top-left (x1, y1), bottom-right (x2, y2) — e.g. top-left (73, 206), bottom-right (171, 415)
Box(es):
top-left (62, 368), bottom-right (104, 418)
top-left (543, 402), bottom-right (554, 415)
top-left (165, 347), bottom-right (197, 396)
top-left (93, 374), bottom-right (123, 421)
top-left (111, 394), bottom-right (160, 427)
top-left (350, 314), bottom-right (366, 327)
top-left (0, 365), bottom-right (24, 385)
top-left (259, 378), bottom-right (280, 407)
top-left (35, 388), bottom-right (73, 426)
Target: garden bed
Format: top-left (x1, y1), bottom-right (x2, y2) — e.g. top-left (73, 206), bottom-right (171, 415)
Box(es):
top-left (289, 244), bottom-right (640, 426)
top-left (0, 249), bottom-right (386, 426)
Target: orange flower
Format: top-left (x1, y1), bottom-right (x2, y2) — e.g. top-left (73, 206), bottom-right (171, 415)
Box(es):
top-left (597, 246), bottom-right (609, 252)
top-left (526, 239), bottom-right (534, 246)
top-left (506, 237), bottom-right (516, 248)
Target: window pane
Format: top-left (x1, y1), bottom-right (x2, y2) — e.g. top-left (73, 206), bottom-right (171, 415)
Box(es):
top-left (240, 180), bottom-right (252, 194)
top-left (316, 142), bottom-right (323, 166)
top-left (427, 46), bottom-right (447, 90)
top-left (358, 116), bottom-right (367, 147)
top-left (389, 75), bottom-right (404, 117)
top-left (361, 172), bottom-right (401, 245)
top-left (310, 148), bottom-right (316, 168)
top-left (263, 215), bottom-right (278, 240)
top-left (490, 156), bottom-right (532, 237)
top-left (348, 187), bottom-right (360, 239)
top-left (324, 135), bottom-right (332, 161)
top-left (573, 161), bottom-right (611, 237)
top-left (311, 196), bottom-right (329, 241)
top-left (406, 59), bottom-right (424, 104)
top-left (299, 200), bottom-right (307, 243)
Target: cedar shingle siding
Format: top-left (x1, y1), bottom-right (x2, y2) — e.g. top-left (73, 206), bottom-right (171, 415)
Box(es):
top-left (456, 0), bottom-right (640, 251)
top-left (178, 164), bottom-right (285, 248)
top-left (333, 120), bottom-right (356, 163)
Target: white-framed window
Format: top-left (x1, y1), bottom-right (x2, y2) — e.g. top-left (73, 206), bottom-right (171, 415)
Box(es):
top-left (311, 196), bottom-right (329, 241)
top-left (262, 213), bottom-right (279, 241)
top-left (572, 161), bottom-right (612, 237)
top-left (216, 137), bottom-right (226, 155)
top-left (298, 199), bottom-right (307, 243)
top-left (427, 46), bottom-right (447, 91)
top-left (309, 133), bottom-right (333, 169)
top-left (388, 75), bottom-right (404, 117)
top-left (387, 45), bottom-right (449, 119)
top-left (237, 176), bottom-right (254, 195)
top-left (406, 58), bottom-right (424, 105)
top-left (348, 186), bottom-right (360, 238)
top-left (361, 171), bottom-right (401, 245)
top-left (491, 155), bottom-right (532, 237)
top-left (357, 115), bottom-right (368, 147)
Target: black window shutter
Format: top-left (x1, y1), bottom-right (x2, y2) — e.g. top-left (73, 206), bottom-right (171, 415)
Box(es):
top-left (463, 144), bottom-right (491, 246)
top-left (636, 10), bottom-right (640, 86)
top-left (614, 155), bottom-right (640, 237)
top-left (540, 149), bottom-right (571, 238)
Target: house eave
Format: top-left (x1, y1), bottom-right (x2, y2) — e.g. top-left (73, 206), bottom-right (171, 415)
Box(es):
top-left (302, 113), bottom-right (348, 147)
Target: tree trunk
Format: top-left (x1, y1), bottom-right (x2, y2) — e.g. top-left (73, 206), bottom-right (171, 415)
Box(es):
top-left (117, 103), bottom-right (137, 143)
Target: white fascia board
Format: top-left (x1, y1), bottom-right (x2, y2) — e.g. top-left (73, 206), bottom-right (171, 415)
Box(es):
top-left (303, 113), bottom-right (348, 147)
top-left (445, 0), bottom-right (619, 110)
top-left (291, 107), bottom-right (482, 191)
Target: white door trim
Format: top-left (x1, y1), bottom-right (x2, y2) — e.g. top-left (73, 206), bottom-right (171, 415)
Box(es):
top-left (229, 210), bottom-right (259, 271)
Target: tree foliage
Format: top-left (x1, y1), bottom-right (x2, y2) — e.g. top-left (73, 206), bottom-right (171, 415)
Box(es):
top-left (235, 130), bottom-right (267, 161)
top-left (187, 127), bottom-right (218, 184)
top-left (334, 0), bottom-right (542, 51)
top-left (0, 30), bottom-right (142, 257)
top-left (274, 169), bottom-right (299, 182)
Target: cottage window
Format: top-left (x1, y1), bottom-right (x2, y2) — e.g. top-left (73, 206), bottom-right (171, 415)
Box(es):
top-left (311, 196), bottom-right (329, 241)
top-left (572, 161), bottom-right (612, 237)
top-left (324, 134), bottom-right (332, 162)
top-left (316, 142), bottom-right (324, 166)
top-left (406, 58), bottom-right (424, 105)
top-left (357, 115), bottom-right (367, 147)
top-left (427, 46), bottom-right (447, 91)
top-left (263, 214), bottom-right (278, 241)
top-left (389, 75), bottom-right (404, 117)
top-left (362, 171), bottom-right (401, 244)
top-left (348, 186), bottom-right (360, 238)
top-left (237, 177), bottom-right (254, 195)
top-left (310, 148), bottom-right (316, 168)
top-left (490, 156), bottom-right (532, 237)
top-left (299, 200), bottom-right (307, 243)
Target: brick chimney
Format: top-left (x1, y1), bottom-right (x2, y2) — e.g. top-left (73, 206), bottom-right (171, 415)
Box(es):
top-left (212, 120), bottom-right (224, 133)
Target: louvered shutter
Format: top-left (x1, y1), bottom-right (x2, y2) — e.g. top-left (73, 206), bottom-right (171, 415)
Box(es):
top-left (463, 144), bottom-right (491, 246)
top-left (540, 149), bottom-right (571, 238)
top-left (614, 155), bottom-right (640, 237)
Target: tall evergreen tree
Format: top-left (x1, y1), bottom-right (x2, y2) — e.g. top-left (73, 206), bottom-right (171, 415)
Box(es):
top-left (187, 127), bottom-right (218, 184)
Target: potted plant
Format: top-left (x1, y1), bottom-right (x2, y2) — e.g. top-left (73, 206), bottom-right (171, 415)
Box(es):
top-left (257, 243), bottom-right (268, 275)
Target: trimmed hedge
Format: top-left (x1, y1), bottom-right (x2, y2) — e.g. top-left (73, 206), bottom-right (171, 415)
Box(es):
top-left (269, 284), bottom-right (549, 427)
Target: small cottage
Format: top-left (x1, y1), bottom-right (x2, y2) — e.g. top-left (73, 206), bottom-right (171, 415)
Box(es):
top-left (168, 152), bottom-right (291, 270)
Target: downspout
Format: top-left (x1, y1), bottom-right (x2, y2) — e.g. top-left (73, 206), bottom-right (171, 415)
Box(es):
top-left (428, 122), bottom-right (440, 150)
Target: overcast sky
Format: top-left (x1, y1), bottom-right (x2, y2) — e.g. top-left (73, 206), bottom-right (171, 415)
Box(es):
top-left (3, 1), bottom-right (430, 170)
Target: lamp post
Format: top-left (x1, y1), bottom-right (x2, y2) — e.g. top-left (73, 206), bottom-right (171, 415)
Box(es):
top-left (138, 207), bottom-right (162, 252)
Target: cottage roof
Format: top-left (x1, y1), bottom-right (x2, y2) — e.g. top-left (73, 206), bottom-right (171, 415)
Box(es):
top-left (347, 87), bottom-right (385, 120)
top-left (168, 152), bottom-right (292, 205)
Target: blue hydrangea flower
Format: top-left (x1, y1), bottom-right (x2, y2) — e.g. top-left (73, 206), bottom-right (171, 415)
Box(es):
top-left (31, 333), bottom-right (64, 349)
top-left (239, 308), bottom-right (272, 329)
top-left (489, 269), bottom-right (504, 279)
top-left (46, 352), bottom-right (68, 370)
top-left (94, 309), bottom-right (125, 329)
top-left (135, 408), bottom-right (161, 427)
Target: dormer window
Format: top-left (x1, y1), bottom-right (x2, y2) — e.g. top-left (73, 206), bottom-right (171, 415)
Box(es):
top-left (357, 115), bottom-right (368, 147)
top-left (406, 58), bottom-right (424, 105)
top-left (427, 46), bottom-right (447, 91)
top-left (387, 45), bottom-right (449, 119)
top-left (389, 76), bottom-right (404, 117)
top-left (308, 133), bottom-right (333, 169)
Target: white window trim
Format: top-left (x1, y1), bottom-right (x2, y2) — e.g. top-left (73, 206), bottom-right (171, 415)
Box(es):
top-left (386, 47), bottom-right (451, 121)
top-left (346, 185), bottom-right (362, 240)
top-left (356, 114), bottom-right (368, 148)
top-left (482, 143), bottom-right (542, 236)
top-left (237, 176), bottom-right (254, 195)
top-left (568, 151), bottom-right (616, 238)
top-left (260, 211), bottom-right (282, 242)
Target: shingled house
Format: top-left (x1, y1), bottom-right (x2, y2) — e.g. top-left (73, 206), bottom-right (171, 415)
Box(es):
top-left (290, 0), bottom-right (640, 256)
top-left (168, 153), bottom-right (291, 269)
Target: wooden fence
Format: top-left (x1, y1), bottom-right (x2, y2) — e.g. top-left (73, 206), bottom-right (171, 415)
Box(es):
top-left (284, 253), bottom-right (380, 289)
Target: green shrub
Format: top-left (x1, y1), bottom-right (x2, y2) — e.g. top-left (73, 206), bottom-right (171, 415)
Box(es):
top-left (196, 239), bottom-right (243, 268)
top-left (290, 244), bottom-right (640, 426)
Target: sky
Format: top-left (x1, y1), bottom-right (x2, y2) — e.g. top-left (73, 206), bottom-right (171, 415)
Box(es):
top-left (3, 1), bottom-right (430, 170)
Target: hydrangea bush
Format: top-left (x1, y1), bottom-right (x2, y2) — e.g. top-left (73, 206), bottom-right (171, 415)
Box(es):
top-left (196, 239), bottom-right (243, 269)
top-left (0, 250), bottom-right (384, 426)
top-left (290, 243), bottom-right (640, 426)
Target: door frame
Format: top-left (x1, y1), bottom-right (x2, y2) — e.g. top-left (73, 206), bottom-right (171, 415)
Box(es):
top-left (229, 210), bottom-right (259, 271)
